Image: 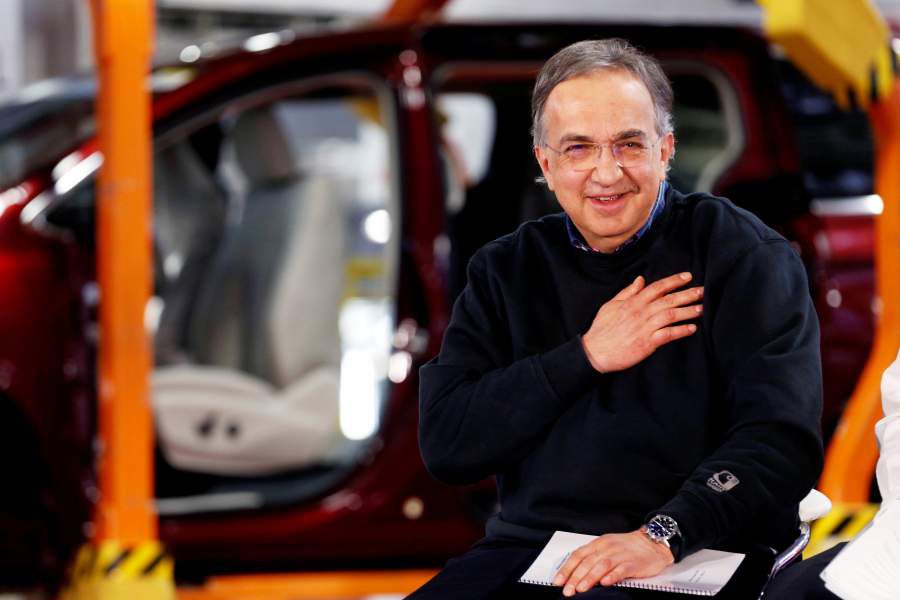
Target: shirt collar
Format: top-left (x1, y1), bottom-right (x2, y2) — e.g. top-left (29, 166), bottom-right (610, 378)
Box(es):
top-left (565, 180), bottom-right (668, 254)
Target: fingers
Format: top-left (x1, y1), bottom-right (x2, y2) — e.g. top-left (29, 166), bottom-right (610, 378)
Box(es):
top-left (651, 286), bottom-right (703, 311)
top-left (600, 562), bottom-right (632, 587)
top-left (561, 553), bottom-right (633, 594)
top-left (637, 272), bottom-right (693, 302)
top-left (652, 323), bottom-right (697, 346)
top-left (553, 548), bottom-right (587, 587)
top-left (612, 275), bottom-right (645, 301)
top-left (564, 555), bottom-right (611, 596)
top-left (650, 305), bottom-right (703, 330)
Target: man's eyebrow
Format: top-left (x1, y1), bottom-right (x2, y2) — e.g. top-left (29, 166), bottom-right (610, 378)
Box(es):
top-left (558, 133), bottom-right (595, 144)
top-left (613, 129), bottom-right (648, 141)
top-left (557, 129), bottom-right (649, 144)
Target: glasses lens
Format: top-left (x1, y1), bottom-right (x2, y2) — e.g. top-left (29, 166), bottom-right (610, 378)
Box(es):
top-left (560, 144), bottom-right (596, 170)
top-left (557, 138), bottom-right (655, 170)
top-left (613, 140), bottom-right (650, 167)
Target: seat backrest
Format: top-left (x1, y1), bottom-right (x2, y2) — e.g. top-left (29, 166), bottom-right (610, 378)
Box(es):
top-left (188, 106), bottom-right (344, 387)
top-left (153, 140), bottom-right (228, 364)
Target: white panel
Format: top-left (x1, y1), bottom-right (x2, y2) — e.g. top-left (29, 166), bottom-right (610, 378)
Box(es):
top-left (444, 0), bottom-right (764, 26)
top-left (158, 0), bottom-right (391, 16)
top-left (0, 0), bottom-right (23, 100)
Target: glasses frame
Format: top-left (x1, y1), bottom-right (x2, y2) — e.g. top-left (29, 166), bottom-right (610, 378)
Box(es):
top-left (542, 135), bottom-right (662, 171)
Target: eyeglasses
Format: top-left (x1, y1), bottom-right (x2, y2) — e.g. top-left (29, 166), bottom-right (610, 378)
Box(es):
top-left (543, 136), bottom-right (660, 171)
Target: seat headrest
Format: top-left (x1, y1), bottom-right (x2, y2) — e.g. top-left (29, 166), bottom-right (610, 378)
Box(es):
top-left (232, 106), bottom-right (299, 186)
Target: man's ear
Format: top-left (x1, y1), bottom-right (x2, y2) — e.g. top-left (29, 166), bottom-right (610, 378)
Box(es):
top-left (659, 132), bottom-right (675, 168)
top-left (534, 146), bottom-right (555, 191)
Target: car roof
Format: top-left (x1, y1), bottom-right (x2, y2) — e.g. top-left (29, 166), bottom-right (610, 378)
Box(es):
top-left (1, 20), bottom-right (770, 190)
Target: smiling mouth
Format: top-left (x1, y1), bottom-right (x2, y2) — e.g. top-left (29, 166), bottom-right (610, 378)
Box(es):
top-left (588, 192), bottom-right (628, 203)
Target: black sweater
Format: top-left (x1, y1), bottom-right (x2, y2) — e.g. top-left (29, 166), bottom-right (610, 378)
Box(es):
top-left (418, 187), bottom-right (824, 557)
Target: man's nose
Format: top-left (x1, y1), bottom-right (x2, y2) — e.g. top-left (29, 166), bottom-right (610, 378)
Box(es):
top-left (589, 145), bottom-right (623, 184)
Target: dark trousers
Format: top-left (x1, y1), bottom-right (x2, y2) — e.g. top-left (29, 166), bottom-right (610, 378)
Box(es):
top-left (763, 543), bottom-right (844, 600)
top-left (407, 540), bottom-right (774, 600)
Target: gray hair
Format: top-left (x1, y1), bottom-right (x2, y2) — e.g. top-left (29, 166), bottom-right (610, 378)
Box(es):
top-left (531, 38), bottom-right (674, 148)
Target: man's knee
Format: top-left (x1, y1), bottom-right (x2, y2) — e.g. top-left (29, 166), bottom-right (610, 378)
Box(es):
top-left (765, 544), bottom-right (845, 600)
top-left (405, 545), bottom-right (539, 599)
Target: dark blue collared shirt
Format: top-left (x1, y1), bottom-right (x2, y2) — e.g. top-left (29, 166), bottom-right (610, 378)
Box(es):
top-left (566, 181), bottom-right (668, 254)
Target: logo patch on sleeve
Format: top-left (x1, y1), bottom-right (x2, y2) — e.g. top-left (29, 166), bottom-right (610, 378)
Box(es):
top-left (707, 470), bottom-right (740, 492)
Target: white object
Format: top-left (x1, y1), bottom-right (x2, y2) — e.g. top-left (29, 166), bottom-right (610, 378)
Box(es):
top-left (799, 488), bottom-right (833, 523)
top-left (875, 350), bottom-right (900, 512)
top-left (818, 351), bottom-right (900, 600)
top-left (820, 505), bottom-right (900, 600)
top-left (153, 365), bottom-right (340, 476)
top-left (519, 530), bottom-right (744, 596)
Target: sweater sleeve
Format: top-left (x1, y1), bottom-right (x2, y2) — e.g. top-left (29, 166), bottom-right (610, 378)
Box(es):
top-left (418, 250), bottom-right (599, 485)
top-left (651, 240), bottom-right (824, 557)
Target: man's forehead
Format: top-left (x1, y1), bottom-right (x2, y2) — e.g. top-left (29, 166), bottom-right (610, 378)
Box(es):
top-left (548, 68), bottom-right (652, 101)
top-left (558, 129), bottom-right (649, 143)
top-left (543, 70), bottom-right (656, 141)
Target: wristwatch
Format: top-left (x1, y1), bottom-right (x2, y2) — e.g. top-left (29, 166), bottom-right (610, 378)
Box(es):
top-left (642, 514), bottom-right (683, 560)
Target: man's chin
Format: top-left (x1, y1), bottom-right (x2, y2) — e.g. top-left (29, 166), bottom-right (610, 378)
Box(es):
top-left (582, 230), bottom-right (634, 253)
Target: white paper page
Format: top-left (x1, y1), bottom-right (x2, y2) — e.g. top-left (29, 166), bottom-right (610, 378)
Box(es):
top-left (519, 531), bottom-right (596, 585)
top-left (821, 509), bottom-right (900, 600)
top-left (519, 530), bottom-right (744, 595)
top-left (616, 548), bottom-right (745, 594)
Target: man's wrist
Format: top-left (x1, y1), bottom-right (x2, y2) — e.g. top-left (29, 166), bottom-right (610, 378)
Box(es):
top-left (579, 334), bottom-right (606, 373)
top-left (639, 527), bottom-right (675, 562)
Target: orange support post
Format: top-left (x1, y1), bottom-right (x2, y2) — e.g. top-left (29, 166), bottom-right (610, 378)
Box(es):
top-left (380, 0), bottom-right (450, 23)
top-left (62, 1), bottom-right (173, 598)
top-left (179, 570), bottom-right (438, 600)
top-left (90, 0), bottom-right (156, 546)
top-left (757, 0), bottom-right (900, 505)
top-left (820, 80), bottom-right (900, 502)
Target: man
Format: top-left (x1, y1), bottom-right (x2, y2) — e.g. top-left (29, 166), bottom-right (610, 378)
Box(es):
top-left (411, 39), bottom-right (823, 599)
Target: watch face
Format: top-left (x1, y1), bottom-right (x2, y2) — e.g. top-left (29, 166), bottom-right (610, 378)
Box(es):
top-left (648, 515), bottom-right (678, 539)
top-left (646, 521), bottom-right (666, 540)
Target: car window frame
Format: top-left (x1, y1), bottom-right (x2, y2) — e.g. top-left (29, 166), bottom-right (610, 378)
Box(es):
top-left (664, 59), bottom-right (745, 193)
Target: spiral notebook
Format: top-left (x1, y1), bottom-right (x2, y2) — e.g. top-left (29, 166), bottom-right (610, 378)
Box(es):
top-left (519, 531), bottom-right (745, 596)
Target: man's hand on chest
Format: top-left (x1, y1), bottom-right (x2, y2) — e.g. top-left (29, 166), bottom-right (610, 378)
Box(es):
top-left (580, 272), bottom-right (704, 373)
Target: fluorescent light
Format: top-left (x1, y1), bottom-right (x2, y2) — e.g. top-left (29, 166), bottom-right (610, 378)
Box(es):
top-left (363, 209), bottom-right (391, 244)
top-left (0, 186), bottom-right (29, 216)
top-left (810, 195), bottom-right (884, 217)
top-left (145, 296), bottom-right (165, 334)
top-left (179, 44), bottom-right (202, 63)
top-left (339, 349), bottom-right (379, 440)
top-left (243, 32), bottom-right (281, 53)
top-left (54, 151), bottom-right (103, 196)
top-left (163, 253), bottom-right (184, 279)
top-left (388, 351), bottom-right (412, 383)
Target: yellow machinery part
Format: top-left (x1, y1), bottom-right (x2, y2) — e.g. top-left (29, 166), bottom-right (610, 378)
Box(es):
top-left (758, 0), bottom-right (893, 108)
top-left (758, 0), bottom-right (900, 503)
top-left (61, 541), bottom-right (175, 600)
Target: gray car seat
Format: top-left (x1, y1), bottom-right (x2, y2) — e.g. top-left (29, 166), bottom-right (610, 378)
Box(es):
top-left (152, 106), bottom-right (344, 476)
top-left (153, 139), bottom-right (228, 365)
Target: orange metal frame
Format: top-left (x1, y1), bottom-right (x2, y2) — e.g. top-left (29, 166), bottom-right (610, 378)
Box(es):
top-left (178, 570), bottom-right (438, 600)
top-left (89, 0), bottom-right (157, 543)
top-left (381, 0), bottom-right (450, 23)
top-left (820, 80), bottom-right (900, 502)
